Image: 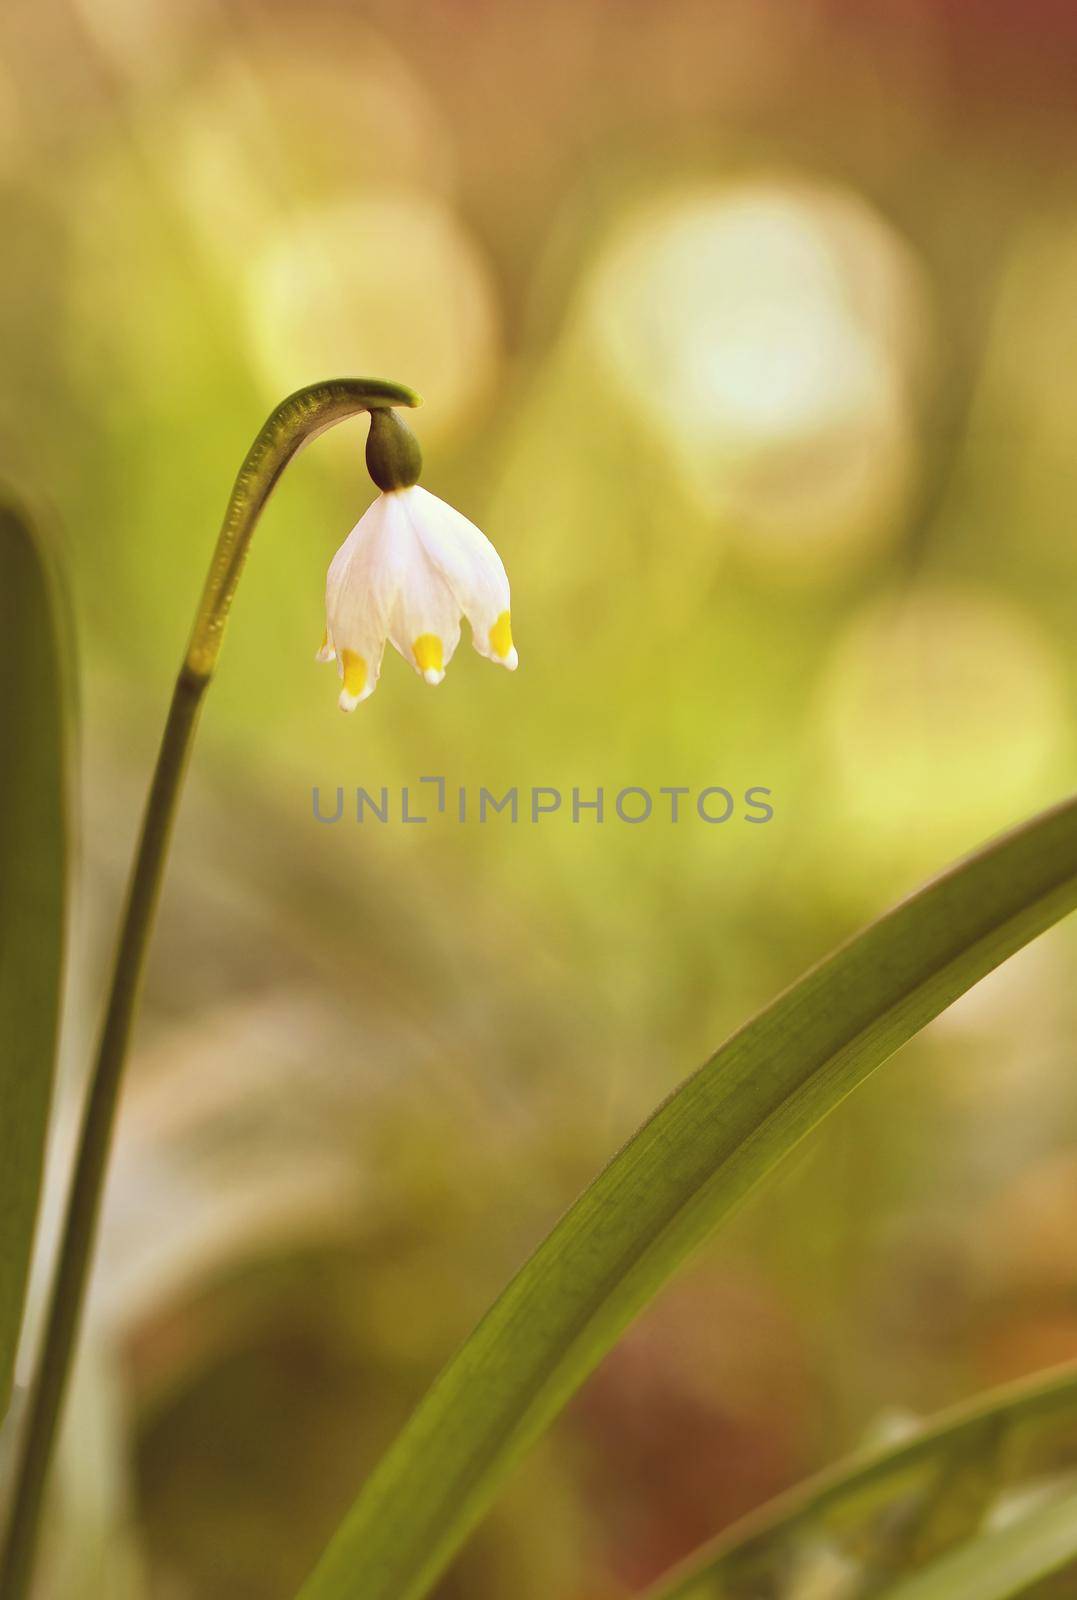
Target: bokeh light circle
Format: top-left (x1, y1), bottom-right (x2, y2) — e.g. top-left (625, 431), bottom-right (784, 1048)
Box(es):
top-left (578, 177), bottom-right (932, 566)
top-left (248, 193), bottom-right (500, 440)
top-left (816, 584), bottom-right (1068, 833)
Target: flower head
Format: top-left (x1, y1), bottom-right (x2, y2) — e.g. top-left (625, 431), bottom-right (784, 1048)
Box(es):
top-left (319, 410), bottom-right (516, 709)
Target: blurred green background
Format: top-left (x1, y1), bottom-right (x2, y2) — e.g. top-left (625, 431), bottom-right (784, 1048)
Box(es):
top-left (2, 0), bottom-right (1077, 1595)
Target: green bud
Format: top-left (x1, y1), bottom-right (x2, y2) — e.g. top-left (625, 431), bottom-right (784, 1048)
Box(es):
top-left (365, 406), bottom-right (423, 492)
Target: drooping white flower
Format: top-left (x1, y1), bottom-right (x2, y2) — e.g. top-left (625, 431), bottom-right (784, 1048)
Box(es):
top-left (319, 485), bottom-right (517, 709)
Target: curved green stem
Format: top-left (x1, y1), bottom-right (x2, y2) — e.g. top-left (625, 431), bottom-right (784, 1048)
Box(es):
top-left (185, 378), bottom-right (420, 677)
top-left (0, 378), bottom-right (420, 1599)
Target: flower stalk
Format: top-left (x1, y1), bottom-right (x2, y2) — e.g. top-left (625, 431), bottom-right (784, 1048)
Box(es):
top-left (0, 377), bottom-right (421, 1599)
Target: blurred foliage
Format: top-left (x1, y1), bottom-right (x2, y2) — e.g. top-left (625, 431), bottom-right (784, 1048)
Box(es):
top-left (0, 0), bottom-right (1076, 1596)
top-left (645, 1363), bottom-right (1077, 1598)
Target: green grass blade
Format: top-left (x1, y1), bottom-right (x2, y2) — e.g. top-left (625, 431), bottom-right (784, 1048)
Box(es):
top-left (645, 1363), bottom-right (1077, 1598)
top-left (297, 795), bottom-right (1077, 1600)
top-left (0, 500), bottom-right (71, 1421)
top-left (881, 1484), bottom-right (1077, 1600)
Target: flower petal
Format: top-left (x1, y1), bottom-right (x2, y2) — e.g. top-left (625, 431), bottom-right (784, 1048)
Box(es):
top-left (324, 495), bottom-right (400, 705)
top-left (382, 496), bottom-right (462, 683)
top-left (399, 486), bottom-right (516, 668)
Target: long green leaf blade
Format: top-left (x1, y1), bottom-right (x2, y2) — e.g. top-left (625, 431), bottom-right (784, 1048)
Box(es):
top-left (0, 500), bottom-right (71, 1421)
top-left (882, 1485), bottom-right (1077, 1600)
top-left (645, 1363), bottom-right (1077, 1598)
top-left (298, 795), bottom-right (1077, 1600)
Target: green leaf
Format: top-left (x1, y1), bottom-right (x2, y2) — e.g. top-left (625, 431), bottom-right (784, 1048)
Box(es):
top-left (882, 1483), bottom-right (1077, 1600)
top-left (644, 1363), bottom-right (1077, 1598)
top-left (296, 796), bottom-right (1077, 1600)
top-left (0, 500), bottom-right (71, 1421)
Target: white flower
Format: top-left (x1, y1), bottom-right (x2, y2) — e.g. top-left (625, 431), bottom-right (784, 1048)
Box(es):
top-left (318, 485), bottom-right (517, 709)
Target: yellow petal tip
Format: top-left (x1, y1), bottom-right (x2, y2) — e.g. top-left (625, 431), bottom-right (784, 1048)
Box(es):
top-left (338, 648), bottom-right (369, 709)
top-left (489, 610), bottom-right (514, 664)
top-left (413, 633), bottom-right (444, 684)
